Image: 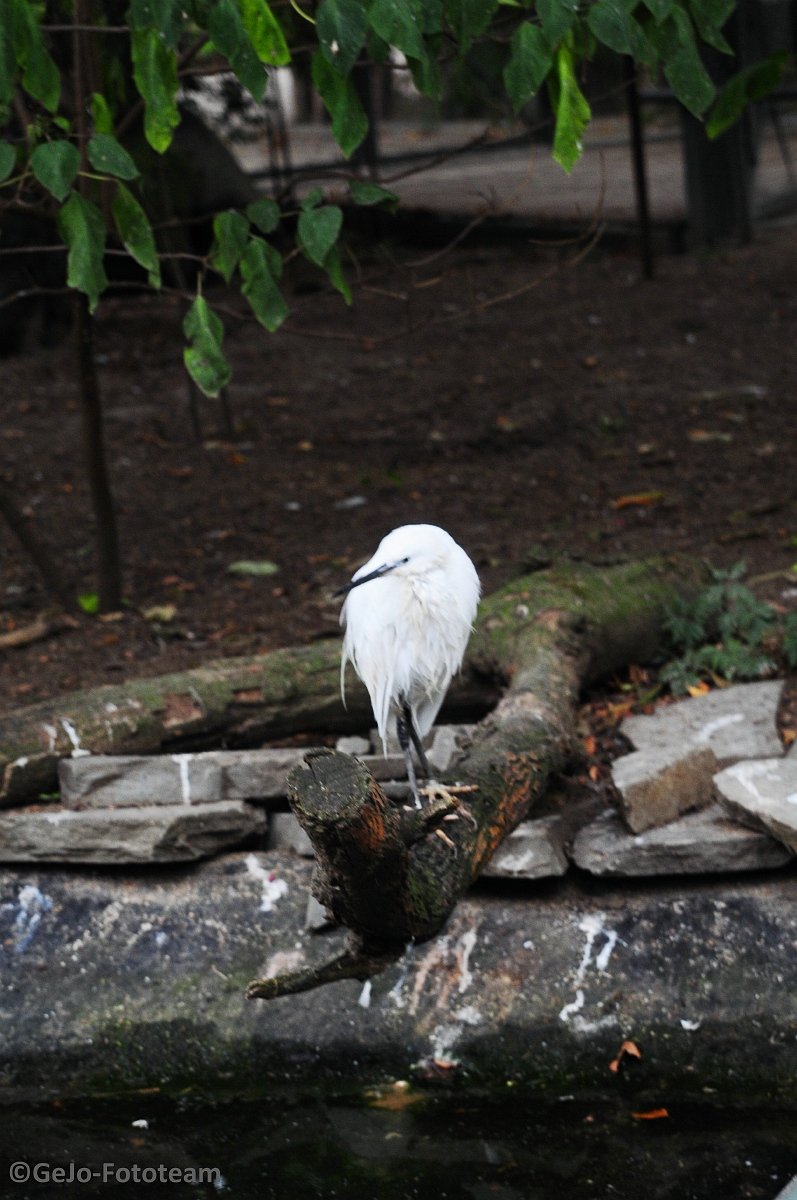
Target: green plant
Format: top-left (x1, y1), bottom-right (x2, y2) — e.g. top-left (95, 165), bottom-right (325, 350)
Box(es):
top-left (660, 562), bottom-right (783, 694)
top-left (0, 1), bottom-right (791, 611)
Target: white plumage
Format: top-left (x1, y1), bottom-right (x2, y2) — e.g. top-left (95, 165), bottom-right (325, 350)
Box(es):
top-left (339, 525), bottom-right (480, 786)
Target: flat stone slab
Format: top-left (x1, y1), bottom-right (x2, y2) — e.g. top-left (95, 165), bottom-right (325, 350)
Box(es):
top-left (714, 758), bottom-right (797, 854)
top-left (621, 680), bottom-right (785, 767)
top-left (1, 853), bottom-right (796, 1099)
top-left (612, 744), bottom-right (718, 833)
top-left (0, 801), bottom-right (266, 864)
top-left (480, 816), bottom-right (568, 879)
top-left (572, 805), bottom-right (793, 876)
top-left (267, 811), bottom-right (314, 857)
top-left (58, 749), bottom-right (318, 808)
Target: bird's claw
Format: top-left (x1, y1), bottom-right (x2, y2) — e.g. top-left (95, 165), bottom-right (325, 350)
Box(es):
top-left (419, 781), bottom-right (479, 828)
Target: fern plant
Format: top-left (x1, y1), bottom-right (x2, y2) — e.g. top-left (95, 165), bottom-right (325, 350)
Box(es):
top-left (660, 563), bottom-right (786, 694)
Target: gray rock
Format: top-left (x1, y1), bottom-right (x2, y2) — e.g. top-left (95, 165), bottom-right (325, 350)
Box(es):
top-left (775, 1177), bottom-right (797, 1200)
top-left (481, 816), bottom-right (568, 879)
top-left (304, 891), bottom-right (335, 931)
top-left (612, 744), bottom-right (718, 833)
top-left (335, 735), bottom-right (370, 756)
top-left (221, 749), bottom-right (314, 801)
top-left (713, 758), bottom-right (797, 853)
top-left (0, 801), bottom-right (266, 864)
top-left (621, 680), bottom-right (785, 766)
top-left (428, 724), bottom-right (475, 774)
top-left (268, 811), bottom-right (314, 857)
top-left (572, 805), bottom-right (792, 876)
top-left (1, 852), bottom-right (797, 1099)
top-left (58, 748), bottom-right (317, 808)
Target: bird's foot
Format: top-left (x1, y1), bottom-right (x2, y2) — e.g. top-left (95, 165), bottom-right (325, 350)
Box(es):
top-left (419, 781), bottom-right (479, 828)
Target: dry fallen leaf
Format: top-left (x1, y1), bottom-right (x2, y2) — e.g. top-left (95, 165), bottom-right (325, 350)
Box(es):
top-left (688, 429), bottom-right (732, 443)
top-left (687, 681), bottom-right (711, 697)
top-left (612, 491), bottom-right (664, 510)
top-left (609, 1039), bottom-right (642, 1073)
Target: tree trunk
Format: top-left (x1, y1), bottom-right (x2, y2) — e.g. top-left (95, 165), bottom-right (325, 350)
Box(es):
top-left (0, 556), bottom-right (708, 810)
top-left (73, 292), bottom-right (123, 612)
top-left (0, 480), bottom-right (74, 610)
top-left (246, 554), bottom-right (711, 999)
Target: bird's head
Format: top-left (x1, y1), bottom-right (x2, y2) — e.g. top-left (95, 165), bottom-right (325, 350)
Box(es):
top-left (335, 524), bottom-right (463, 597)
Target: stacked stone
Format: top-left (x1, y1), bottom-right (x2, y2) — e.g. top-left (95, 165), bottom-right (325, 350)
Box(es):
top-left (0, 681), bottom-right (794, 878)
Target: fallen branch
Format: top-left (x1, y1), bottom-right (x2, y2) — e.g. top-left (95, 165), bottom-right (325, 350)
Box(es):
top-left (245, 555), bottom-right (710, 999)
top-left (0, 614), bottom-right (79, 651)
top-left (0, 556), bottom-right (706, 808)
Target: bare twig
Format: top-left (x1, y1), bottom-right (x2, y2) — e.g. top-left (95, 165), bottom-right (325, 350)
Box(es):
top-left (0, 615), bottom-right (80, 651)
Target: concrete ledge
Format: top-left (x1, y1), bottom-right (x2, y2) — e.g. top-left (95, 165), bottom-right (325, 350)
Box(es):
top-left (1, 853), bottom-right (795, 1101)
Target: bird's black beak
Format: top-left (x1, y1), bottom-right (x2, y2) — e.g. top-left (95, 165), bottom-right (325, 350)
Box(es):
top-left (333, 561), bottom-right (397, 598)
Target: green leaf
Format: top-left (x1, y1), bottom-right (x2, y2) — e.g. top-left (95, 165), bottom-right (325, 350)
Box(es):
top-left (131, 28), bottom-right (180, 152)
top-left (659, 8), bottom-right (715, 117)
top-left (246, 196), bottom-right (281, 233)
top-left (227, 559), bottom-right (280, 576)
top-left (348, 179), bottom-right (398, 209)
top-left (0, 140), bottom-right (15, 183)
top-left (503, 21), bottom-right (553, 112)
top-left (368, 0), bottom-right (437, 91)
top-left (317, 0), bottom-right (368, 75)
top-left (297, 205), bottom-right (343, 267)
top-left (240, 0), bottom-right (291, 65)
top-left (210, 209), bottom-right (250, 282)
top-left (57, 193), bottom-right (108, 313)
top-left (240, 237), bottom-right (288, 331)
top-left (77, 592), bottom-right (100, 615)
top-left (112, 183), bottom-right (161, 287)
top-left (10, 0), bottom-right (60, 111)
top-left (127, 0), bottom-right (180, 46)
top-left (301, 186), bottom-right (325, 211)
top-left (0, 0), bottom-right (17, 107)
top-left (311, 50), bottom-right (368, 158)
top-left (537, 0), bottom-right (579, 45)
top-left (689, 0), bottom-right (734, 54)
top-left (551, 40), bottom-right (591, 173)
top-left (323, 242), bottom-right (351, 304)
top-left (183, 296), bottom-right (231, 397)
top-left (641, 0), bottom-right (674, 21)
top-left (445, 0), bottom-right (499, 49)
top-left (369, 0), bottom-right (427, 58)
top-left (208, 0), bottom-right (267, 99)
top-left (30, 140), bottom-right (80, 202)
top-left (90, 92), bottom-right (114, 136)
top-left (587, 0), bottom-right (633, 54)
top-left (707, 53), bottom-right (789, 139)
top-left (88, 133), bottom-right (139, 180)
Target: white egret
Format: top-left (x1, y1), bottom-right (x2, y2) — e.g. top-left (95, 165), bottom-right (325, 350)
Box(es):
top-left (338, 524), bottom-right (480, 805)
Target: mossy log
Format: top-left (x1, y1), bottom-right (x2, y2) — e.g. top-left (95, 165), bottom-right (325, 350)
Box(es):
top-left (0, 556), bottom-right (706, 807)
top-left (246, 554), bottom-right (711, 1000)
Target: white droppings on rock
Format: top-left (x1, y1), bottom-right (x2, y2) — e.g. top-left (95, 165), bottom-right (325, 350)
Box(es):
top-left (171, 754), bottom-right (194, 804)
top-left (695, 712), bottom-right (744, 743)
top-left (245, 853), bottom-right (288, 912)
top-left (456, 927), bottom-right (478, 993)
top-left (61, 718), bottom-right (90, 757)
top-left (12, 883), bottom-right (53, 953)
top-left (558, 913), bottom-right (620, 1026)
top-left (357, 980), bottom-right (372, 1009)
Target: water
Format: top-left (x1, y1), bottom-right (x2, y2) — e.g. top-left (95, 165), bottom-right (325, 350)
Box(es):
top-left (1, 1085), bottom-right (795, 1200)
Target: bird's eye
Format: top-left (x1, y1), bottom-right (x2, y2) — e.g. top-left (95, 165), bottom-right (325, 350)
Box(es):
top-left (400, 556), bottom-right (410, 564)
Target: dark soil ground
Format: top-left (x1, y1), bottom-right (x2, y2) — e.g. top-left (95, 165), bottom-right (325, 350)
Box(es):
top-left (2, 221), bottom-right (797, 715)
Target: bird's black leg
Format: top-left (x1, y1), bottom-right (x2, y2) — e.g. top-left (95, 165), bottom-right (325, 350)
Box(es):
top-left (396, 708), bottom-right (423, 809)
top-left (402, 700), bottom-right (431, 779)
